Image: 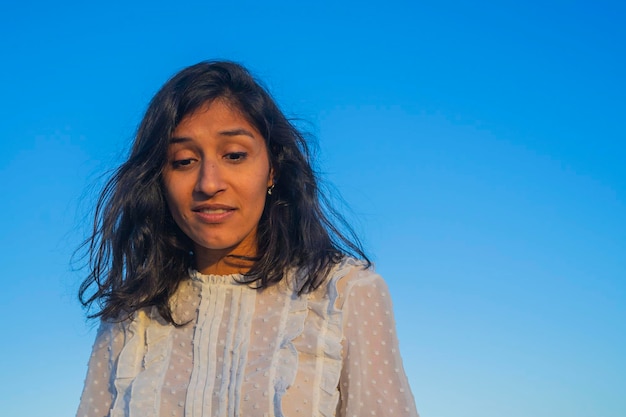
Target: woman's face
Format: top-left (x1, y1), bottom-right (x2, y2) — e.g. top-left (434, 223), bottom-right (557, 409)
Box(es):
top-left (162, 100), bottom-right (272, 273)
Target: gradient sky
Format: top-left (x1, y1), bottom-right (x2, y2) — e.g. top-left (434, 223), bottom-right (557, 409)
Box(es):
top-left (0, 1), bottom-right (624, 416)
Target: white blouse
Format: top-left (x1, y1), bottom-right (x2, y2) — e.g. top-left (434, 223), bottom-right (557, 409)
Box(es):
top-left (77, 259), bottom-right (418, 417)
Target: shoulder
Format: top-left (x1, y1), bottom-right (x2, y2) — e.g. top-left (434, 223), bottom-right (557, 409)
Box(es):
top-left (324, 257), bottom-right (390, 310)
top-left (97, 305), bottom-right (166, 334)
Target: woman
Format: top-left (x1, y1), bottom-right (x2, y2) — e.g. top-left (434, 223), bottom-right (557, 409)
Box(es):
top-left (77, 61), bottom-right (418, 417)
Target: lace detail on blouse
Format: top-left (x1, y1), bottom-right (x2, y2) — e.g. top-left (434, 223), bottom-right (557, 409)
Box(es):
top-left (77, 259), bottom-right (418, 417)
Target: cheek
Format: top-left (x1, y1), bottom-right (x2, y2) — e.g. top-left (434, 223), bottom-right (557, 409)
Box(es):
top-left (252, 179), bottom-right (269, 207)
top-left (162, 181), bottom-right (185, 219)
top-left (164, 193), bottom-right (191, 239)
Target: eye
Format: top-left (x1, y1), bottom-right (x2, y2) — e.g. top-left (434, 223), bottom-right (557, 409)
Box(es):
top-left (171, 158), bottom-right (196, 169)
top-left (225, 152), bottom-right (248, 162)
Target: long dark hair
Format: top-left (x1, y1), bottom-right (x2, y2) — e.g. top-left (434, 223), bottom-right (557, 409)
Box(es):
top-left (78, 61), bottom-right (369, 324)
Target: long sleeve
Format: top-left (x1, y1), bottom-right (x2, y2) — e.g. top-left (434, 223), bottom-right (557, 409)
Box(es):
top-left (337, 271), bottom-right (419, 417)
top-left (76, 319), bottom-right (125, 417)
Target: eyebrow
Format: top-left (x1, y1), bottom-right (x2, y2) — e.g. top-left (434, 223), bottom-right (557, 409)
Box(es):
top-left (169, 128), bottom-right (256, 144)
top-left (218, 128), bottom-right (256, 138)
top-left (169, 137), bottom-right (192, 144)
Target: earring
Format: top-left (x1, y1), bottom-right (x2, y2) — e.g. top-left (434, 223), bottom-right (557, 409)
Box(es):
top-left (267, 184), bottom-right (275, 195)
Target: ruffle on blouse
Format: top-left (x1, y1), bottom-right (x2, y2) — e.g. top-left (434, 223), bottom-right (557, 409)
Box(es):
top-left (189, 269), bottom-right (240, 285)
top-left (110, 308), bottom-right (174, 417)
top-left (315, 257), bottom-right (365, 416)
top-left (272, 286), bottom-right (308, 417)
top-left (110, 310), bottom-right (146, 417)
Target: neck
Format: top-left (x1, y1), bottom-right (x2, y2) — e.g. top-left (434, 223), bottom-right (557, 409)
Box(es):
top-left (195, 248), bottom-right (257, 275)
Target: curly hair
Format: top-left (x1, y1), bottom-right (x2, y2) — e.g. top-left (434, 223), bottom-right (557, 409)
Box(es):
top-left (78, 61), bottom-right (369, 324)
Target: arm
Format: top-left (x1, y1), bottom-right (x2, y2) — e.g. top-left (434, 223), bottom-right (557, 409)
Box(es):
top-left (76, 320), bottom-right (124, 417)
top-left (337, 270), bottom-right (419, 417)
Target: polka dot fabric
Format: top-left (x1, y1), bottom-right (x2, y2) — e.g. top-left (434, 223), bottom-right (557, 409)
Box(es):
top-left (77, 259), bottom-right (418, 417)
top-left (337, 271), bottom-right (418, 417)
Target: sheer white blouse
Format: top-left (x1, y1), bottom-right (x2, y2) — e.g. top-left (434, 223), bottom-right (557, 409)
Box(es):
top-left (77, 259), bottom-right (418, 417)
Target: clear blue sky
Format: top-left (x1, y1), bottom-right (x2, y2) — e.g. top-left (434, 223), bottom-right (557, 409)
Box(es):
top-left (0, 1), bottom-right (624, 416)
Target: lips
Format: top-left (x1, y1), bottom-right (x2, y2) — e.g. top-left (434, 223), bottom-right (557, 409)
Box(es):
top-left (192, 204), bottom-right (236, 223)
top-left (197, 208), bottom-right (229, 214)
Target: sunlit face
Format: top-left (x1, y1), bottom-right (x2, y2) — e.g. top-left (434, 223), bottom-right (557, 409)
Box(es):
top-left (162, 100), bottom-right (273, 273)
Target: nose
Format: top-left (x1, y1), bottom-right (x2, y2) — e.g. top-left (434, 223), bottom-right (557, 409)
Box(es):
top-left (193, 159), bottom-right (226, 197)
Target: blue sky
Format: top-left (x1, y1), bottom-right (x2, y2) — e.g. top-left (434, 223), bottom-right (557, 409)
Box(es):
top-left (0, 1), bottom-right (624, 416)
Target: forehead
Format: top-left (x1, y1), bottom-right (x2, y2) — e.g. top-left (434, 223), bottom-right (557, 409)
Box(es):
top-left (175, 99), bottom-right (257, 133)
top-left (169, 100), bottom-right (267, 152)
